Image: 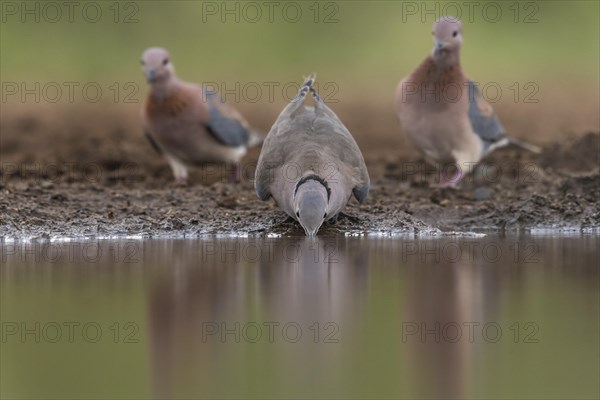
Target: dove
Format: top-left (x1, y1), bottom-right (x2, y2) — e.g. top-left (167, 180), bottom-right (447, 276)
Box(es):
top-left (395, 16), bottom-right (541, 188)
top-left (255, 76), bottom-right (370, 236)
top-left (140, 47), bottom-right (263, 184)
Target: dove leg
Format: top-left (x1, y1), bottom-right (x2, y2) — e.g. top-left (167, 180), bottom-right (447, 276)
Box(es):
top-left (166, 155), bottom-right (189, 185)
top-left (438, 169), bottom-right (464, 188)
top-left (229, 163), bottom-right (241, 183)
top-left (438, 162), bottom-right (465, 189)
top-left (436, 146), bottom-right (480, 188)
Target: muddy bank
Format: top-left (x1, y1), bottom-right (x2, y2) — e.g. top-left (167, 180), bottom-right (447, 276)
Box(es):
top-left (0, 111), bottom-right (598, 240)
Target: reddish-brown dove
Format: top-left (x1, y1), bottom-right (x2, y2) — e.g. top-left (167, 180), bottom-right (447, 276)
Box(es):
top-left (141, 47), bottom-right (263, 184)
top-left (396, 17), bottom-right (540, 188)
top-left (255, 76), bottom-right (370, 236)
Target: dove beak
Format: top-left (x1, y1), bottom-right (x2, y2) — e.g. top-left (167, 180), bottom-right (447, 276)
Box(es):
top-left (304, 227), bottom-right (319, 237)
top-left (146, 69), bottom-right (156, 82)
top-left (434, 40), bottom-right (445, 55)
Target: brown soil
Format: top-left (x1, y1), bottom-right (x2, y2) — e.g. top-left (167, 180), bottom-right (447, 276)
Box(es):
top-left (0, 108), bottom-right (598, 240)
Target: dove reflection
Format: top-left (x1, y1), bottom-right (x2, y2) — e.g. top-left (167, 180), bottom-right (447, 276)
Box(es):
top-left (145, 237), bottom-right (370, 398)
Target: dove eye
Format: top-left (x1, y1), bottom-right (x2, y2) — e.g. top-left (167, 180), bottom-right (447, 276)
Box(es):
top-left (453, 31), bottom-right (458, 37)
top-left (162, 58), bottom-right (169, 65)
top-left (296, 211), bottom-right (300, 218)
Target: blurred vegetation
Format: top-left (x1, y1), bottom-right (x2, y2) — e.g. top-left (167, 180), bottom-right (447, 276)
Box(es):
top-left (1, 1), bottom-right (599, 140)
top-left (1, 1), bottom-right (598, 89)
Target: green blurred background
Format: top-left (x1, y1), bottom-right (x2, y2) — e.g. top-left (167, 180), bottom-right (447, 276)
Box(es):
top-left (1, 0), bottom-right (599, 140)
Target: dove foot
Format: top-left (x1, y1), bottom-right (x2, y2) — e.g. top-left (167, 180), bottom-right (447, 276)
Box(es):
top-left (437, 169), bottom-right (464, 189)
top-left (174, 177), bottom-right (188, 186)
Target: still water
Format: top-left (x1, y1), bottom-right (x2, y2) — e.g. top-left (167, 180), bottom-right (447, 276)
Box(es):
top-left (1, 234), bottom-right (599, 399)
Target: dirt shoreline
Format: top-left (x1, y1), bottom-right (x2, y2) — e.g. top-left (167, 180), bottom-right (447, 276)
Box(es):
top-left (1, 111), bottom-right (598, 240)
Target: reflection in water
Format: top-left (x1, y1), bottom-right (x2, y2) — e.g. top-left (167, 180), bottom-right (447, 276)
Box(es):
top-left (147, 238), bottom-right (371, 398)
top-left (1, 235), bottom-right (599, 399)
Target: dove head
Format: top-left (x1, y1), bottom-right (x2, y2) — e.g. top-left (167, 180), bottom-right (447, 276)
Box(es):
top-left (293, 177), bottom-right (330, 237)
top-left (141, 47), bottom-right (175, 84)
top-left (432, 16), bottom-right (463, 58)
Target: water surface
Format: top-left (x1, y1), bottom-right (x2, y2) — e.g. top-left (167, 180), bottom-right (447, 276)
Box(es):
top-left (1, 235), bottom-right (598, 399)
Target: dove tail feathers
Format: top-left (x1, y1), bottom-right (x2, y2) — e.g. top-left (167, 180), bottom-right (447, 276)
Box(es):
top-left (276, 75), bottom-right (318, 119)
top-left (309, 84), bottom-right (321, 104)
top-left (509, 137), bottom-right (542, 154)
top-left (275, 74), bottom-right (321, 122)
top-left (296, 74), bottom-right (316, 100)
top-left (301, 74), bottom-right (322, 103)
top-left (297, 74), bottom-right (325, 112)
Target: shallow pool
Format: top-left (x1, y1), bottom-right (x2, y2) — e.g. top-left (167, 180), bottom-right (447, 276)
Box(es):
top-left (1, 234), bottom-right (598, 399)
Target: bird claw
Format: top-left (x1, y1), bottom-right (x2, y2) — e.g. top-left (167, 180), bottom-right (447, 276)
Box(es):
top-left (174, 177), bottom-right (188, 186)
top-left (436, 170), bottom-right (464, 189)
top-left (435, 181), bottom-right (460, 190)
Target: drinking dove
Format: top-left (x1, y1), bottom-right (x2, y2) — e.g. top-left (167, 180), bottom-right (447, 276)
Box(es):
top-left (255, 76), bottom-right (370, 236)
